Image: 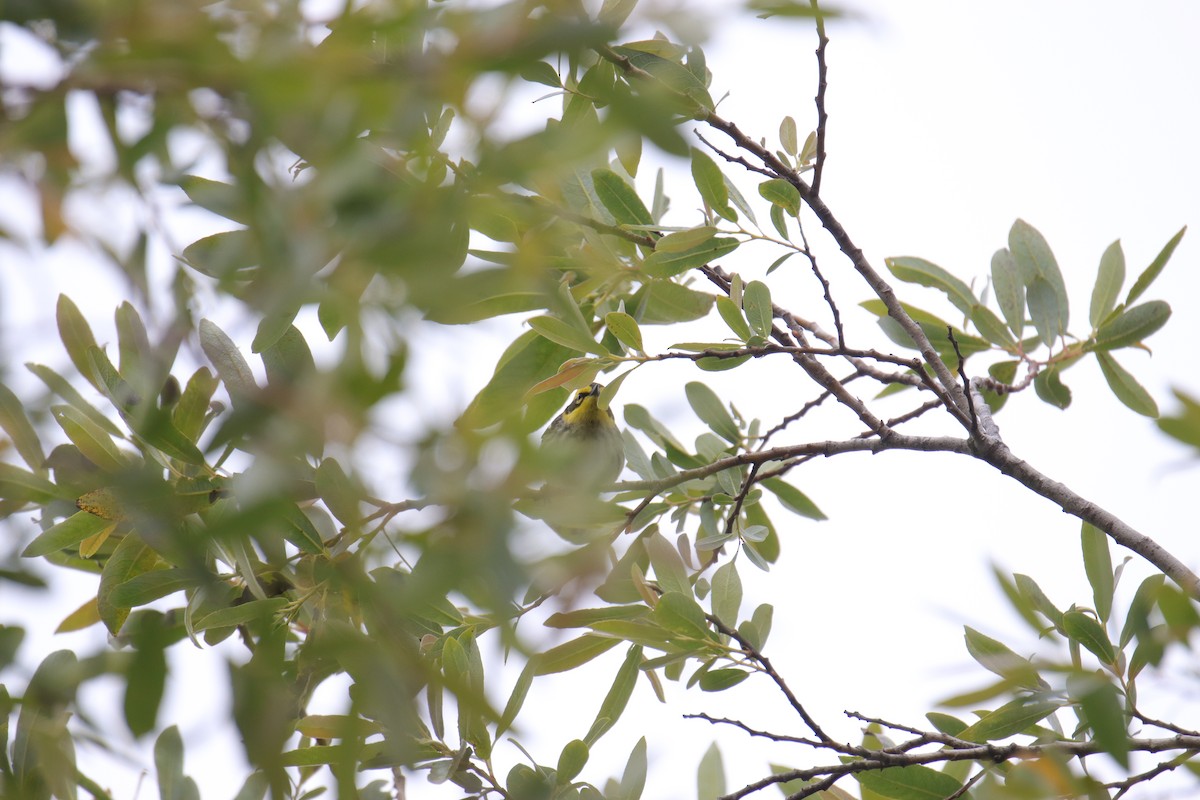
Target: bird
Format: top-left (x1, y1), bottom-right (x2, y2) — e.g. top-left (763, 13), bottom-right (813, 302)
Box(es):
top-left (540, 382), bottom-right (625, 490)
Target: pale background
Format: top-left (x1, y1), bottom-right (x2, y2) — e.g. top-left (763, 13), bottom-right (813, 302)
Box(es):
top-left (2, 1), bottom-right (1199, 797)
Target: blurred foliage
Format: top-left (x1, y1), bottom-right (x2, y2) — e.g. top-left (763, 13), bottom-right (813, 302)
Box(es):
top-left (0, 1), bottom-right (1195, 800)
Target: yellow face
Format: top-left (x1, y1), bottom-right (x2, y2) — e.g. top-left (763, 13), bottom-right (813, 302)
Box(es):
top-left (559, 383), bottom-right (614, 427)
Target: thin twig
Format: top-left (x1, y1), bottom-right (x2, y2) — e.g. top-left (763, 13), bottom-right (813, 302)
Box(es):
top-left (810, 0), bottom-right (830, 195)
top-left (947, 328), bottom-right (978, 434)
top-left (705, 612), bottom-right (835, 744)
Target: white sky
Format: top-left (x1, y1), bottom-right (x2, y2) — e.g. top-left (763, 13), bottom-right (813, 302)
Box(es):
top-left (3, 1), bottom-right (1200, 798)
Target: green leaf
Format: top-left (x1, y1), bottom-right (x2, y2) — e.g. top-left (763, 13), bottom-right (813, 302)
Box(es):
top-left (969, 305), bottom-right (1016, 349)
top-left (1081, 523), bottom-right (1115, 622)
top-left (654, 226), bottom-right (718, 253)
top-left (1009, 219), bottom-right (1069, 333)
top-left (619, 737), bottom-right (648, 800)
top-left (0, 381), bottom-right (45, 470)
top-left (886, 257), bottom-right (977, 317)
top-left (177, 176), bottom-right (248, 225)
top-left (1119, 574), bottom-right (1164, 649)
top-left (1092, 300), bottom-right (1171, 351)
top-left (956, 697), bottom-right (1061, 742)
top-left (1034, 366), bottom-right (1071, 409)
top-left (56, 294), bottom-right (102, 390)
top-left (710, 562), bottom-right (742, 626)
top-left (591, 168), bottom-right (653, 227)
top-left (1126, 225), bottom-right (1185, 305)
top-left (281, 503), bottom-right (325, 553)
top-left (1026, 275), bottom-right (1062, 349)
top-left (690, 149), bottom-right (731, 216)
top-left (742, 280), bottom-right (773, 338)
top-left (535, 635), bottom-right (621, 676)
top-left (1014, 573), bottom-right (1065, 627)
top-left (192, 598), bottom-right (288, 633)
top-left (520, 60), bottom-right (561, 88)
top-left (22, 510), bottom-right (112, 559)
top-left (757, 178), bottom-right (800, 216)
top-left (180, 228), bottom-right (258, 280)
top-left (653, 592), bottom-right (711, 641)
top-left (855, 764), bottom-right (964, 800)
top-left (634, 279), bottom-right (715, 323)
top-left (527, 315), bottom-right (608, 357)
top-left (963, 626), bottom-right (1044, 689)
top-left (173, 368), bottom-right (218, 443)
top-left (1089, 240), bottom-right (1125, 328)
top-left (646, 531), bottom-right (691, 596)
top-left (612, 45), bottom-right (715, 114)
top-left (109, 569), bottom-right (192, 608)
top-left (51, 404), bottom-right (128, 473)
top-left (723, 176), bottom-right (757, 226)
top-left (315, 457), bottom-right (362, 528)
top-left (198, 319), bottom-right (257, 408)
top-left (605, 312), bottom-right (644, 353)
top-left (685, 382), bottom-right (739, 443)
top-left (259, 324), bottom-right (314, 388)
top-left (1096, 352), bottom-right (1158, 418)
top-left (762, 477), bottom-right (826, 520)
top-left (497, 660), bottom-right (535, 738)
top-left (26, 361), bottom-right (123, 436)
top-left (991, 249), bottom-right (1025, 338)
top-left (617, 133), bottom-right (642, 178)
top-left (642, 237), bottom-right (739, 278)
top-left (1062, 610), bottom-right (1116, 665)
top-left (98, 532), bottom-right (162, 634)
top-left (716, 296), bottom-right (752, 340)
top-left (155, 726), bottom-right (199, 800)
top-left (697, 668), bottom-right (749, 692)
top-left (125, 612), bottom-right (169, 737)
top-left (1069, 672), bottom-right (1129, 767)
top-left (0, 461), bottom-right (71, 506)
top-left (115, 301), bottom-right (150, 386)
top-left (583, 644), bottom-right (642, 746)
top-left (1158, 390), bottom-right (1200, 450)
top-left (697, 742), bottom-right (726, 800)
top-left (556, 739), bottom-right (589, 784)
top-left (926, 712), bottom-right (967, 737)
top-left (779, 116), bottom-right (798, 155)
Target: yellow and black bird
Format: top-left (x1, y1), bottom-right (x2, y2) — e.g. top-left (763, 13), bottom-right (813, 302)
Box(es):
top-left (540, 382), bottom-right (625, 489)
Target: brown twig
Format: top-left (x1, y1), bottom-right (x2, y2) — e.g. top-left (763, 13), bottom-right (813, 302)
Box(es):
top-left (704, 611), bottom-right (835, 744)
top-left (810, 0), bottom-right (830, 195)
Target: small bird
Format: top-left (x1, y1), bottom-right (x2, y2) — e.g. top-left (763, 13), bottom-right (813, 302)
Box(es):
top-left (540, 382), bottom-right (625, 489)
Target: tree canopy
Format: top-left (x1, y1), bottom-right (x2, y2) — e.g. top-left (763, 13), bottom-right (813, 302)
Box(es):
top-left (2, 2), bottom-right (1200, 800)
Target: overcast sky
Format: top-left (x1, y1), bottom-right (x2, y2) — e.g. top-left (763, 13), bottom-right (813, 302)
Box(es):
top-left (3, 1), bottom-right (1200, 797)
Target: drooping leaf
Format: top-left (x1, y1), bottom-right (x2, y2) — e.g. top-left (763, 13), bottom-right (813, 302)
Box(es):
top-left (1062, 610), bottom-right (1117, 665)
top-left (685, 382), bottom-right (739, 443)
top-left (583, 644), bottom-right (643, 746)
top-left (1096, 352), bottom-right (1158, 418)
top-left (1081, 523), bottom-right (1115, 622)
top-left (757, 178), bottom-right (800, 217)
top-left (690, 149), bottom-right (731, 216)
top-left (886, 256), bottom-right (977, 316)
